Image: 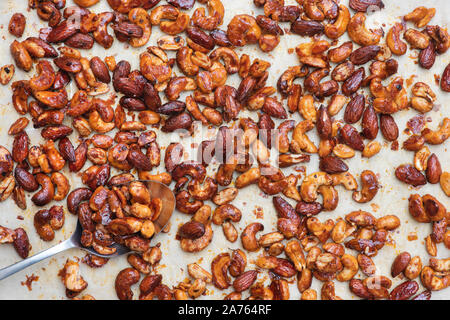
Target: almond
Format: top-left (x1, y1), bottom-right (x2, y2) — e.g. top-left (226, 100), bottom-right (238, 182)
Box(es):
top-left (379, 114), bottom-right (399, 141)
top-left (361, 105), bottom-right (379, 140)
top-left (126, 146), bottom-right (152, 171)
top-left (349, 0), bottom-right (385, 12)
top-left (90, 56), bottom-right (111, 83)
top-left (8, 13), bottom-right (26, 38)
top-left (342, 67), bottom-right (365, 96)
top-left (233, 270), bottom-right (258, 292)
top-left (14, 167), bottom-right (38, 192)
top-left (340, 124), bottom-right (364, 151)
top-left (64, 33), bottom-right (94, 49)
top-left (419, 43), bottom-right (436, 69)
top-left (412, 290), bottom-right (432, 300)
top-left (295, 201), bottom-right (323, 216)
top-left (316, 106), bottom-right (332, 139)
top-left (41, 125), bottom-right (73, 141)
top-left (391, 252), bottom-right (411, 277)
top-left (262, 97), bottom-right (287, 119)
top-left (54, 56), bottom-right (82, 73)
top-left (426, 153), bottom-right (442, 184)
top-left (13, 228), bottom-right (30, 259)
top-left (402, 135), bottom-right (425, 151)
top-left (319, 156), bottom-right (349, 174)
top-left (291, 19), bottom-right (324, 36)
top-left (161, 112), bottom-right (193, 132)
top-left (344, 94), bottom-right (365, 124)
top-left (12, 132), bottom-right (29, 163)
top-left (349, 45), bottom-right (381, 65)
top-left (47, 20), bottom-right (78, 43)
top-left (390, 281), bottom-right (419, 300)
top-left (8, 117), bottom-right (28, 135)
top-left (395, 164), bottom-right (427, 186)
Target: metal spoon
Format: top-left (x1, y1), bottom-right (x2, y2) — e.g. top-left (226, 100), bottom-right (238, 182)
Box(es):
top-left (0, 180), bottom-right (175, 281)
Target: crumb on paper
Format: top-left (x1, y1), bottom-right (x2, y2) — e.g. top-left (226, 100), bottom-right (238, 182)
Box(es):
top-left (406, 74), bottom-right (417, 88)
top-left (391, 141), bottom-right (399, 151)
top-left (253, 206), bottom-right (264, 219)
top-left (370, 203), bottom-right (379, 212)
top-left (408, 232), bottom-right (418, 241)
top-left (21, 274), bottom-right (39, 291)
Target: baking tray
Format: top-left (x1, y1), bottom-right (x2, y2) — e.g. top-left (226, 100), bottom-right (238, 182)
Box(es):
top-left (0, 0), bottom-right (448, 300)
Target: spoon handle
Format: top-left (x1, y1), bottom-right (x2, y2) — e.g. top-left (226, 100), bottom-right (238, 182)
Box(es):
top-left (0, 239), bottom-right (76, 281)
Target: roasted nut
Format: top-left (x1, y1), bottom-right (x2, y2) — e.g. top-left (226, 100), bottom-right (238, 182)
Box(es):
top-left (233, 270), bottom-right (258, 293)
top-left (426, 25), bottom-right (450, 54)
top-left (414, 146), bottom-right (430, 172)
top-left (211, 252), bottom-right (231, 289)
top-left (291, 18), bottom-right (324, 37)
top-left (90, 57), bottom-right (111, 83)
top-left (336, 254), bottom-right (358, 282)
top-left (128, 8), bottom-right (152, 47)
top-left (386, 23), bottom-right (407, 56)
top-left (404, 29), bottom-right (430, 49)
top-left (9, 13), bottom-right (26, 38)
top-left (411, 82), bottom-right (436, 113)
top-left (12, 228), bottom-right (30, 258)
top-left (61, 260), bottom-right (88, 294)
top-left (342, 67), bottom-right (365, 96)
top-left (345, 210), bottom-right (376, 228)
top-left (285, 240), bottom-right (306, 272)
top-left (187, 263), bottom-right (212, 283)
top-left (362, 141), bottom-right (381, 158)
top-left (324, 4), bottom-right (350, 39)
top-left (180, 222), bottom-right (213, 252)
top-left (357, 254), bottom-right (376, 276)
top-left (392, 252), bottom-right (411, 277)
top-left (177, 221), bottom-right (205, 240)
top-left (419, 42), bottom-right (436, 69)
top-left (421, 266), bottom-right (449, 291)
top-left (441, 63), bottom-right (450, 92)
top-left (352, 170), bottom-right (379, 203)
top-left (350, 45), bottom-right (381, 65)
top-left (291, 120), bottom-right (318, 154)
top-left (348, 13), bottom-right (382, 46)
top-left (340, 124), bottom-right (364, 152)
top-left (241, 222), bottom-right (264, 252)
top-left (0, 65), bottom-right (15, 85)
top-left (403, 135), bottom-right (425, 151)
top-left (349, 0), bottom-right (384, 12)
top-left (0, 225), bottom-right (16, 244)
top-left (405, 256), bottom-right (422, 280)
top-left (390, 281), bottom-right (419, 300)
top-left (404, 6), bottom-right (436, 28)
top-left (51, 172), bottom-right (70, 201)
top-left (115, 268), bottom-right (140, 300)
top-left (300, 172), bottom-right (332, 202)
top-left (227, 14), bottom-right (261, 47)
top-left (440, 172), bottom-right (450, 196)
top-left (395, 164), bottom-right (426, 186)
top-left (321, 281), bottom-right (342, 300)
top-left (32, 173), bottom-right (55, 206)
top-left (10, 40), bottom-right (32, 72)
top-left (422, 117), bottom-right (450, 145)
top-left (67, 188), bottom-right (92, 214)
top-left (150, 5), bottom-right (189, 35)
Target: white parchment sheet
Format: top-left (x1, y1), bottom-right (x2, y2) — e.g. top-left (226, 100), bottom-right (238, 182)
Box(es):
top-left (0, 0), bottom-right (448, 300)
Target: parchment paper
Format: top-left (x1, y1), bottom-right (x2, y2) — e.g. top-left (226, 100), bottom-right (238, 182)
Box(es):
top-left (0, 0), bottom-right (448, 300)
